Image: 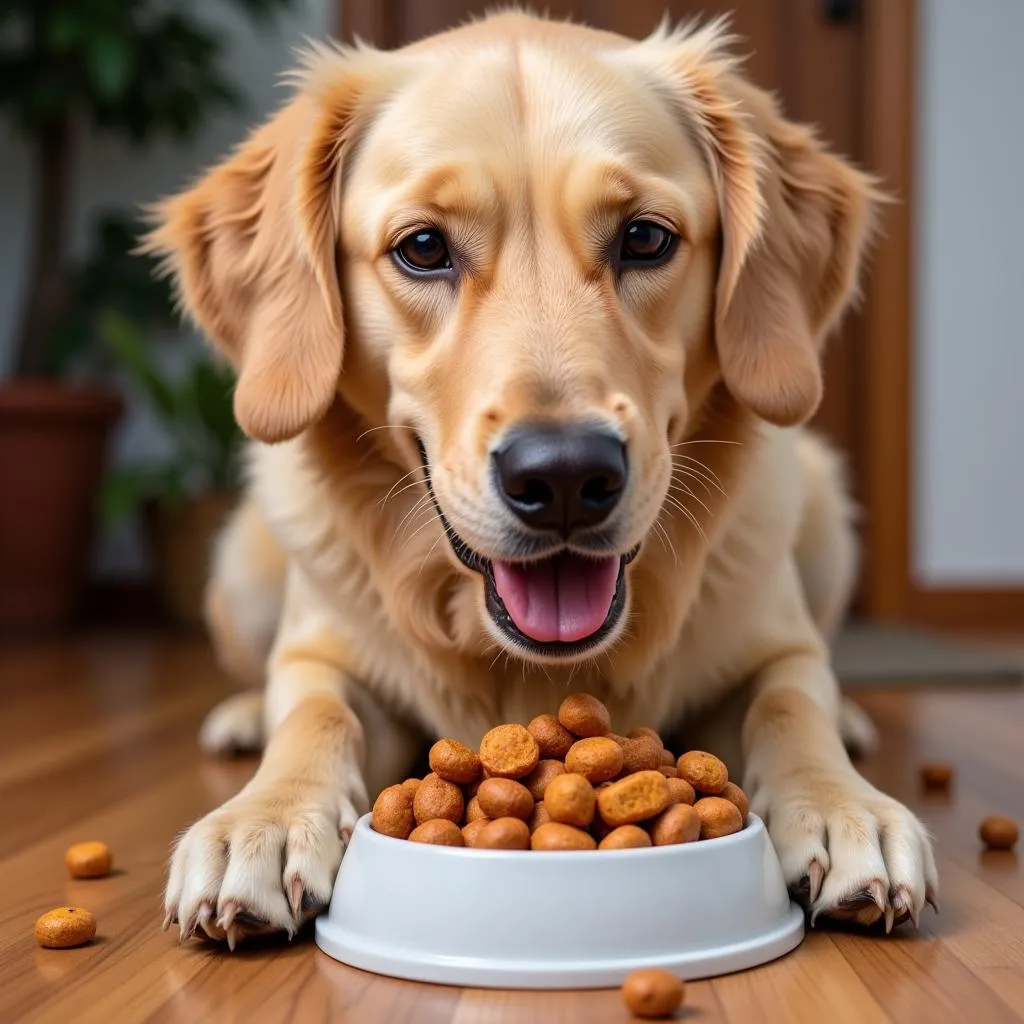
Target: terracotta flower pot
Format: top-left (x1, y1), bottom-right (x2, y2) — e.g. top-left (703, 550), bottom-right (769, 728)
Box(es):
top-left (143, 490), bottom-right (238, 628)
top-left (0, 380), bottom-right (123, 635)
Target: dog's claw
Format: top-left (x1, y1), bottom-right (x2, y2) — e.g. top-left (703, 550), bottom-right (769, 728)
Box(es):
top-left (218, 900), bottom-right (240, 931)
top-left (884, 904), bottom-right (895, 934)
top-left (869, 880), bottom-right (887, 914)
top-left (289, 876), bottom-right (304, 920)
top-left (808, 858), bottom-right (825, 904)
top-left (226, 923), bottom-right (239, 952)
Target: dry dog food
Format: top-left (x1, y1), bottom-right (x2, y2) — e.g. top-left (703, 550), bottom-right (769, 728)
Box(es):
top-left (35, 907), bottom-right (97, 949)
top-left (65, 841), bottom-right (113, 880)
top-left (479, 724), bottom-right (540, 779)
top-left (428, 738), bottom-right (482, 785)
top-left (599, 825), bottom-right (652, 850)
top-left (372, 785), bottom-right (416, 839)
top-left (694, 796), bottom-right (744, 840)
top-left (531, 822), bottom-right (597, 851)
top-left (649, 803), bottom-right (702, 846)
top-left (413, 773), bottom-right (464, 825)
top-left (545, 773), bottom-right (596, 828)
top-left (920, 762), bottom-right (954, 791)
top-left (565, 737), bottom-right (624, 783)
top-left (476, 817), bottom-right (531, 850)
top-left (409, 819), bottom-right (464, 845)
top-left (524, 759), bottom-right (566, 801)
top-left (527, 713), bottom-right (575, 759)
top-left (370, 692), bottom-right (748, 852)
top-left (979, 815), bottom-right (1019, 850)
top-left (621, 967), bottom-right (685, 1018)
top-left (558, 693), bottom-right (611, 737)
top-left (477, 778), bottom-right (534, 821)
top-left (676, 750), bottom-right (729, 794)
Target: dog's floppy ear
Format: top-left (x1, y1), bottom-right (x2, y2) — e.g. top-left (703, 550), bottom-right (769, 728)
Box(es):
top-left (633, 19), bottom-right (881, 426)
top-left (142, 48), bottom-right (386, 443)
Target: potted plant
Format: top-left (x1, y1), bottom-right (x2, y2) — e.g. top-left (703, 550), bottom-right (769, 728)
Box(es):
top-left (0, 0), bottom-right (294, 633)
top-left (99, 308), bottom-right (244, 629)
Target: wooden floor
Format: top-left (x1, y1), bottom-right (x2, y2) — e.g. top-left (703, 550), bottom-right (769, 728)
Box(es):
top-left (2, 632), bottom-right (1023, 1024)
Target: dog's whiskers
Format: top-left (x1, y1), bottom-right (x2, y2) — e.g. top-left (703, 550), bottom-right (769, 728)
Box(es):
top-left (378, 467), bottom-right (424, 510)
top-left (355, 423), bottom-right (418, 445)
top-left (662, 494), bottom-right (708, 545)
top-left (393, 492), bottom-right (436, 540)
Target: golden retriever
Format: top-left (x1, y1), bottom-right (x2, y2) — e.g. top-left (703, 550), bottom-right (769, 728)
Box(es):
top-left (146, 8), bottom-right (937, 948)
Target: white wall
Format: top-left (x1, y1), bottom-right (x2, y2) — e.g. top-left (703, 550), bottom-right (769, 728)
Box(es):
top-left (0, 0), bottom-right (332, 578)
top-left (913, 0), bottom-right (1024, 584)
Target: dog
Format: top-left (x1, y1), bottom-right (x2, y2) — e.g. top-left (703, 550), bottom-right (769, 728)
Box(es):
top-left (145, 8), bottom-right (937, 948)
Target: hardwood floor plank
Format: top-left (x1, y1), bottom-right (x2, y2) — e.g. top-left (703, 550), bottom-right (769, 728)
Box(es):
top-left (710, 931), bottom-right (890, 1024)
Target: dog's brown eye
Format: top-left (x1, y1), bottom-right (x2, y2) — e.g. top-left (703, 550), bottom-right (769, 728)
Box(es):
top-left (394, 229), bottom-right (453, 275)
top-left (619, 220), bottom-right (677, 266)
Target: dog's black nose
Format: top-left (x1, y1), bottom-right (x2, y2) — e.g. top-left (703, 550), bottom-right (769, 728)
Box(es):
top-left (492, 424), bottom-right (627, 535)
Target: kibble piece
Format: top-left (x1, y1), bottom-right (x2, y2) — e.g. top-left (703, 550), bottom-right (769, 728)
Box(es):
top-left (479, 724), bottom-right (540, 779)
top-left (597, 770), bottom-right (672, 827)
top-left (920, 762), bottom-right (954, 791)
top-left (35, 907), bottom-right (97, 949)
top-left (527, 713), bottom-right (576, 760)
top-left (666, 777), bottom-right (696, 806)
top-left (621, 968), bottom-right (685, 1019)
top-left (462, 818), bottom-right (492, 847)
top-left (523, 759), bottom-right (566, 801)
top-left (661, 748), bottom-right (676, 766)
top-left (531, 822), bottom-right (597, 851)
top-left (476, 778), bottom-right (534, 821)
top-left (676, 750), bottom-right (729, 794)
top-left (565, 737), bottom-right (624, 783)
top-left (544, 773), bottom-right (596, 828)
top-left (650, 803), bottom-right (702, 846)
top-left (694, 796), bottom-right (744, 839)
top-left (599, 825), bottom-right (653, 850)
top-left (617, 735), bottom-right (665, 776)
top-left (528, 801), bottom-right (553, 832)
top-left (476, 817), bottom-right (531, 850)
top-left (465, 796), bottom-right (488, 823)
top-left (400, 778), bottom-right (422, 798)
top-left (558, 693), bottom-right (611, 738)
top-left (721, 781), bottom-right (749, 821)
top-left (413, 773), bottom-right (465, 825)
top-left (65, 841), bottom-right (113, 880)
top-left (628, 726), bottom-right (664, 746)
top-left (980, 815), bottom-right (1019, 850)
top-left (372, 785), bottom-right (416, 839)
top-left (409, 819), bottom-right (465, 845)
top-left (428, 738), bottom-right (482, 785)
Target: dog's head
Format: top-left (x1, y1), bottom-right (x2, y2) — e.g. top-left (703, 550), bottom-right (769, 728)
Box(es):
top-left (146, 11), bottom-right (878, 664)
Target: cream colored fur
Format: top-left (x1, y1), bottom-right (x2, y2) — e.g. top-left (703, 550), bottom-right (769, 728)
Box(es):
top-left (147, 10), bottom-right (936, 947)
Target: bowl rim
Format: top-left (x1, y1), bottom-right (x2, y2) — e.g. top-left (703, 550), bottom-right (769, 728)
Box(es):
top-left (356, 810), bottom-right (762, 860)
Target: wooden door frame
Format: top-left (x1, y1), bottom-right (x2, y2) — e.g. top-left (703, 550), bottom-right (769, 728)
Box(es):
top-left (334, 0), bottom-right (1024, 630)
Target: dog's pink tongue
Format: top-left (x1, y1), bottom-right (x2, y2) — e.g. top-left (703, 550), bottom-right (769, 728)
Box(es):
top-left (491, 553), bottom-right (619, 644)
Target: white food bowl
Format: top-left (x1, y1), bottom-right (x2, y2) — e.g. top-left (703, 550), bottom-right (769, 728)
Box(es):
top-left (315, 812), bottom-right (804, 989)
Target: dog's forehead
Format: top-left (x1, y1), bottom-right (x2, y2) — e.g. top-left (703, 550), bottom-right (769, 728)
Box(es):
top-left (352, 41), bottom-right (704, 191)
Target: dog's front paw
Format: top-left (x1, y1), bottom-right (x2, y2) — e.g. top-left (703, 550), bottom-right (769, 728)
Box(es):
top-left (753, 773), bottom-right (938, 931)
top-left (164, 781), bottom-right (362, 948)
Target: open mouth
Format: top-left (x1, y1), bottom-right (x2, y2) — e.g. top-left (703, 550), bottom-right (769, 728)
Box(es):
top-left (484, 551), bottom-right (633, 654)
top-left (418, 447), bottom-right (636, 657)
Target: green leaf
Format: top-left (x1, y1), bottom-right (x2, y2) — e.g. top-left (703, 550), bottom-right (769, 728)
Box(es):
top-left (87, 31), bottom-right (133, 101)
top-left (99, 467), bottom-right (150, 524)
top-left (47, 12), bottom-right (85, 52)
top-left (98, 309), bottom-right (178, 424)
